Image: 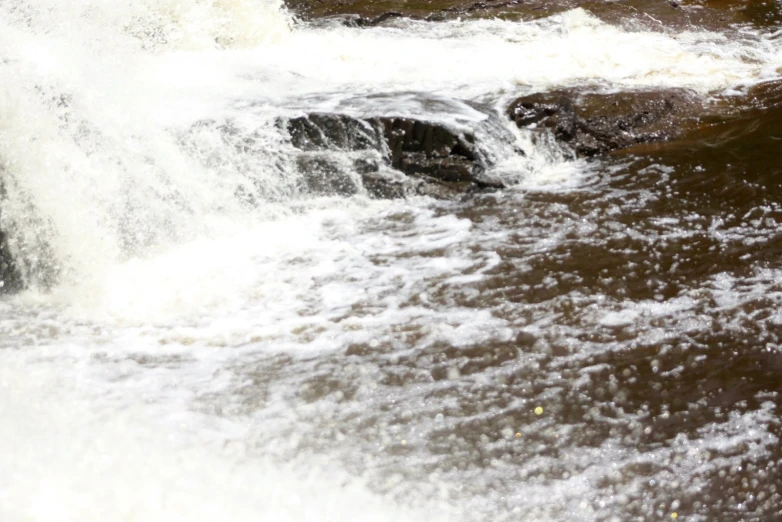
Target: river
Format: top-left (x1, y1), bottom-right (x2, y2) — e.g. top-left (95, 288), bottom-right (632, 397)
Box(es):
top-left (1, 0), bottom-right (781, 520)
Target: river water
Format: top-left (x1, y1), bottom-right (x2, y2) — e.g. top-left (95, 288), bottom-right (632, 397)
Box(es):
top-left (2, 1), bottom-right (782, 520)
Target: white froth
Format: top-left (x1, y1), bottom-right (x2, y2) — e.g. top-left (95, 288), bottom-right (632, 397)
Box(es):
top-left (2, 1), bottom-right (782, 520)
top-left (264, 10), bottom-right (776, 98)
top-left (127, 9), bottom-right (782, 120)
top-left (1, 2), bottom-right (780, 293)
top-left (0, 356), bottom-right (452, 522)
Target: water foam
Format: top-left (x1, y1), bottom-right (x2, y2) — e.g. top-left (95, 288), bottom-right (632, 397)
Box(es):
top-left (0, 353), bottom-right (454, 522)
top-left (0, 0), bottom-right (291, 53)
top-left (1, 1), bottom-right (780, 296)
top-left (276, 9), bottom-right (777, 99)
top-left (2, 7), bottom-right (782, 519)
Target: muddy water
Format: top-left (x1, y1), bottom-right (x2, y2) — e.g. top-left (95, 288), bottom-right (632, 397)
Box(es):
top-left (196, 147), bottom-right (782, 520)
top-left (185, 91), bottom-right (782, 520)
top-left (3, 0), bottom-right (782, 521)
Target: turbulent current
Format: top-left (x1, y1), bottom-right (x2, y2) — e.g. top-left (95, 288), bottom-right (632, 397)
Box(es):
top-left (2, 0), bottom-right (782, 520)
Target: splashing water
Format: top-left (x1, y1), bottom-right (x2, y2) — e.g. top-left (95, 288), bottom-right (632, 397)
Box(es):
top-left (2, 0), bottom-right (782, 520)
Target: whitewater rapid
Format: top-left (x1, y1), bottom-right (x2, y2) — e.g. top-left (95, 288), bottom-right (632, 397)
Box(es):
top-left (2, 0), bottom-right (782, 520)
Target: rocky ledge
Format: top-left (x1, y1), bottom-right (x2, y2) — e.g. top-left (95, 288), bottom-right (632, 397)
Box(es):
top-left (507, 88), bottom-right (704, 157)
top-left (283, 113), bottom-right (506, 199)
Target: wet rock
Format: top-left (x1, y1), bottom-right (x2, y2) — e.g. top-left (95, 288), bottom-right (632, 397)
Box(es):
top-left (0, 228), bottom-right (21, 294)
top-left (284, 113), bottom-right (504, 198)
top-left (0, 179), bottom-right (22, 294)
top-left (294, 155), bottom-right (363, 196)
top-left (507, 89), bottom-right (702, 157)
top-left (315, 12), bottom-right (407, 28)
top-left (287, 113), bottom-right (380, 151)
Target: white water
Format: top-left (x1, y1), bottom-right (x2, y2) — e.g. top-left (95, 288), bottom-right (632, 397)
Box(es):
top-left (2, 1), bottom-right (779, 290)
top-left (2, 0), bottom-right (782, 519)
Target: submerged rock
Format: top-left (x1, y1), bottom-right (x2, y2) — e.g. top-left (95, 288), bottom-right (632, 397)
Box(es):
top-left (284, 113), bottom-right (505, 198)
top-left (507, 89), bottom-right (703, 157)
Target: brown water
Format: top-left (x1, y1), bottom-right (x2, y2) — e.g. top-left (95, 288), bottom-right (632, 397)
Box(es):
top-left (2, 1), bottom-right (782, 521)
top-left (218, 78), bottom-right (782, 519)
top-left (205, 151), bottom-right (782, 519)
top-left (176, 101), bottom-right (782, 519)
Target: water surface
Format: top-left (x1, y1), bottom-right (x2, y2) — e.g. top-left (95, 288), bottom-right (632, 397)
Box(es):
top-left (1, 1), bottom-right (781, 520)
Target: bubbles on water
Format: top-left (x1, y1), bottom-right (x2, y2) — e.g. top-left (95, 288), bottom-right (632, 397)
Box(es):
top-left (1, 0), bottom-right (291, 53)
top-left (0, 354), bottom-right (455, 522)
top-left (3, 1), bottom-right (782, 520)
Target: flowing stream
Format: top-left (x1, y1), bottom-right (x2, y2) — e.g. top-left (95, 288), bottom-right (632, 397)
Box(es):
top-left (2, 1), bottom-right (782, 520)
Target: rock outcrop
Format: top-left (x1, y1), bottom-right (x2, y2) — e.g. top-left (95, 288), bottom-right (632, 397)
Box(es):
top-left (507, 89), bottom-right (703, 157)
top-left (284, 113), bottom-right (505, 198)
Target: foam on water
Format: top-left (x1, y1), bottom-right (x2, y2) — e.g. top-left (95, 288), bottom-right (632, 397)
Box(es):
top-left (2, 0), bottom-right (782, 519)
top-left (0, 353), bottom-right (455, 522)
top-left (1, 0), bottom-right (291, 53)
top-left (268, 10), bottom-right (780, 99)
top-left (2, 0), bottom-right (781, 295)
top-left (0, 199), bottom-right (509, 520)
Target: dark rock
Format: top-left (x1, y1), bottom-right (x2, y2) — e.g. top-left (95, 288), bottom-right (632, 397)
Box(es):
top-left (284, 113), bottom-right (505, 198)
top-left (507, 89), bottom-right (703, 157)
top-left (0, 179), bottom-right (22, 294)
top-left (295, 155), bottom-right (362, 196)
top-left (0, 228), bottom-right (21, 294)
top-left (360, 171), bottom-right (410, 199)
top-left (316, 12), bottom-right (407, 28)
top-left (287, 113), bottom-right (380, 151)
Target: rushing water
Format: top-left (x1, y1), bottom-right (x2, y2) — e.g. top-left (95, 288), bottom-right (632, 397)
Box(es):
top-left (2, 1), bottom-right (782, 520)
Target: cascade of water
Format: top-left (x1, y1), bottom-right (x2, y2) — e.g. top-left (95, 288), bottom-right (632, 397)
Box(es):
top-left (1, 0), bottom-right (778, 292)
top-left (3, 2), bottom-right (782, 520)
top-left (0, 0), bottom-right (296, 291)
